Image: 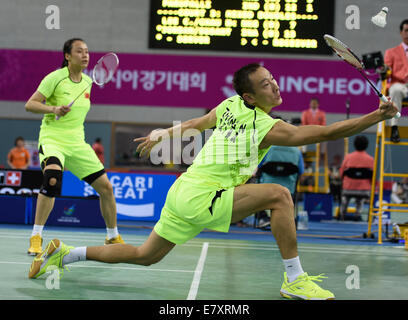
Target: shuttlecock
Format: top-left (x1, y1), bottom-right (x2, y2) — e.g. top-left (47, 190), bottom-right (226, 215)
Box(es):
top-left (371, 7), bottom-right (388, 28)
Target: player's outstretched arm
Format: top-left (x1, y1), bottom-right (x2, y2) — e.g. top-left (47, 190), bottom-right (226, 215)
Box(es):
top-left (134, 108), bottom-right (217, 157)
top-left (260, 101), bottom-right (398, 148)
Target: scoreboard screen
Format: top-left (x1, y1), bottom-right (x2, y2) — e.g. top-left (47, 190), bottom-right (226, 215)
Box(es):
top-left (149, 0), bottom-right (335, 55)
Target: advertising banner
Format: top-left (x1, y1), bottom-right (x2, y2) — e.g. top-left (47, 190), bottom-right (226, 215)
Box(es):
top-left (0, 195), bottom-right (28, 224)
top-left (0, 169), bottom-right (42, 195)
top-left (31, 196), bottom-right (106, 228)
top-left (304, 192), bottom-right (333, 221)
top-left (61, 171), bottom-right (177, 221)
top-left (0, 49), bottom-right (389, 115)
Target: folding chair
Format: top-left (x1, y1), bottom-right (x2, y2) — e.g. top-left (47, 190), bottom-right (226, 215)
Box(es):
top-left (339, 168), bottom-right (373, 221)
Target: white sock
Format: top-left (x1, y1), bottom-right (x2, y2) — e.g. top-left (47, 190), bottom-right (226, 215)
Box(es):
top-left (283, 256), bottom-right (305, 283)
top-left (62, 247), bottom-right (87, 266)
top-left (31, 225), bottom-right (44, 237)
top-left (106, 227), bottom-right (119, 240)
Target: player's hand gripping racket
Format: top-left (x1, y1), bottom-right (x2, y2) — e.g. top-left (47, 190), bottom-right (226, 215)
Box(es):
top-left (56, 52), bottom-right (119, 119)
top-left (323, 34), bottom-right (400, 119)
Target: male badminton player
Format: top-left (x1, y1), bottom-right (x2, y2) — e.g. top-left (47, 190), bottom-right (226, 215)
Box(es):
top-left (25, 38), bottom-right (124, 256)
top-left (28, 63), bottom-right (398, 300)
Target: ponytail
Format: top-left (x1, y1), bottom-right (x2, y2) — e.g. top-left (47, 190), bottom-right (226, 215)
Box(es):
top-left (61, 37), bottom-right (84, 68)
top-left (61, 58), bottom-right (69, 68)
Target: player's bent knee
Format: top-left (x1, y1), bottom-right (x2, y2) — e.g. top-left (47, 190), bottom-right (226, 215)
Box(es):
top-left (282, 187), bottom-right (294, 204)
top-left (39, 169), bottom-right (62, 198)
top-left (267, 184), bottom-right (290, 201)
top-left (267, 184), bottom-right (293, 209)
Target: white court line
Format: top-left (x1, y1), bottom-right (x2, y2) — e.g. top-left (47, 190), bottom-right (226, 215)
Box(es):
top-left (0, 229), bottom-right (397, 249)
top-left (0, 234), bottom-right (145, 244)
top-left (187, 242), bottom-right (209, 300)
top-left (0, 234), bottom-right (405, 257)
top-left (209, 244), bottom-right (408, 257)
top-left (0, 235), bottom-right (144, 246)
top-left (0, 232), bottom-right (405, 257)
top-left (0, 260), bottom-right (194, 273)
top-left (0, 230), bottom-right (401, 250)
top-left (0, 231), bottom-right (145, 240)
top-left (0, 232), bottom-right (376, 250)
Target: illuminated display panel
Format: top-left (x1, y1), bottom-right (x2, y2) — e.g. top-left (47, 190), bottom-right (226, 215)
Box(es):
top-left (149, 0), bottom-right (335, 55)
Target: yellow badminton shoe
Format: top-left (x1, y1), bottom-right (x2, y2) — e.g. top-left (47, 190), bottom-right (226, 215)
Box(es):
top-left (28, 239), bottom-right (72, 279)
top-left (105, 234), bottom-right (125, 245)
top-left (27, 234), bottom-right (43, 256)
top-left (280, 272), bottom-right (335, 300)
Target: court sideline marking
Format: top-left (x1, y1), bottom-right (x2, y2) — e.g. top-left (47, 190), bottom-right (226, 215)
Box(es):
top-left (187, 242), bottom-right (209, 300)
top-left (0, 260), bottom-right (194, 273)
top-left (0, 232), bottom-right (405, 258)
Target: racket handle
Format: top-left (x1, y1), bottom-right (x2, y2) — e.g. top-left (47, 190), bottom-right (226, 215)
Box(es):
top-left (55, 101), bottom-right (74, 120)
top-left (380, 95), bottom-right (401, 119)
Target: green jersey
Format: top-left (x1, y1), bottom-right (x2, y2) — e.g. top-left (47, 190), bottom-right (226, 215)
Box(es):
top-left (36, 67), bottom-right (92, 144)
top-left (182, 95), bottom-right (281, 189)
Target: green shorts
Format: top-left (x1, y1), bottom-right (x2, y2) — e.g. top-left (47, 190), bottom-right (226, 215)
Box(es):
top-left (154, 176), bottom-right (234, 244)
top-left (39, 141), bottom-right (104, 180)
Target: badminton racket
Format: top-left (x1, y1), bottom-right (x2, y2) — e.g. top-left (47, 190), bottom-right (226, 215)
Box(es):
top-left (323, 34), bottom-right (400, 119)
top-left (56, 52), bottom-right (119, 119)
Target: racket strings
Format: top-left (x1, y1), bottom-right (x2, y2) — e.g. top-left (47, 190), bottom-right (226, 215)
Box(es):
top-left (332, 45), bottom-right (362, 69)
top-left (324, 36), bottom-right (363, 69)
top-left (93, 53), bottom-right (119, 86)
top-left (324, 34), bottom-right (401, 118)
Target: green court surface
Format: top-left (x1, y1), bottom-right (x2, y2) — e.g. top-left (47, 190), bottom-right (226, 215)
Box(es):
top-left (0, 223), bottom-right (407, 300)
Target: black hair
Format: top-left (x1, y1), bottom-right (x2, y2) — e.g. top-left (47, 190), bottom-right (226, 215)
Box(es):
top-left (400, 19), bottom-right (408, 31)
top-left (310, 97), bottom-right (320, 103)
top-left (95, 137), bottom-right (101, 143)
top-left (14, 136), bottom-right (24, 146)
top-left (61, 38), bottom-right (85, 68)
top-left (232, 63), bottom-right (262, 97)
top-left (354, 135), bottom-right (369, 151)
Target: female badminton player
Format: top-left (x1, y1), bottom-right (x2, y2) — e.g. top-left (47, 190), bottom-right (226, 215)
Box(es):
top-left (28, 63), bottom-right (398, 300)
top-left (25, 38), bottom-right (124, 256)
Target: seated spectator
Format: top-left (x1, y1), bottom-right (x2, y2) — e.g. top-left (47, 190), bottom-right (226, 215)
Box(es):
top-left (339, 135), bottom-right (374, 221)
top-left (7, 136), bottom-right (30, 169)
